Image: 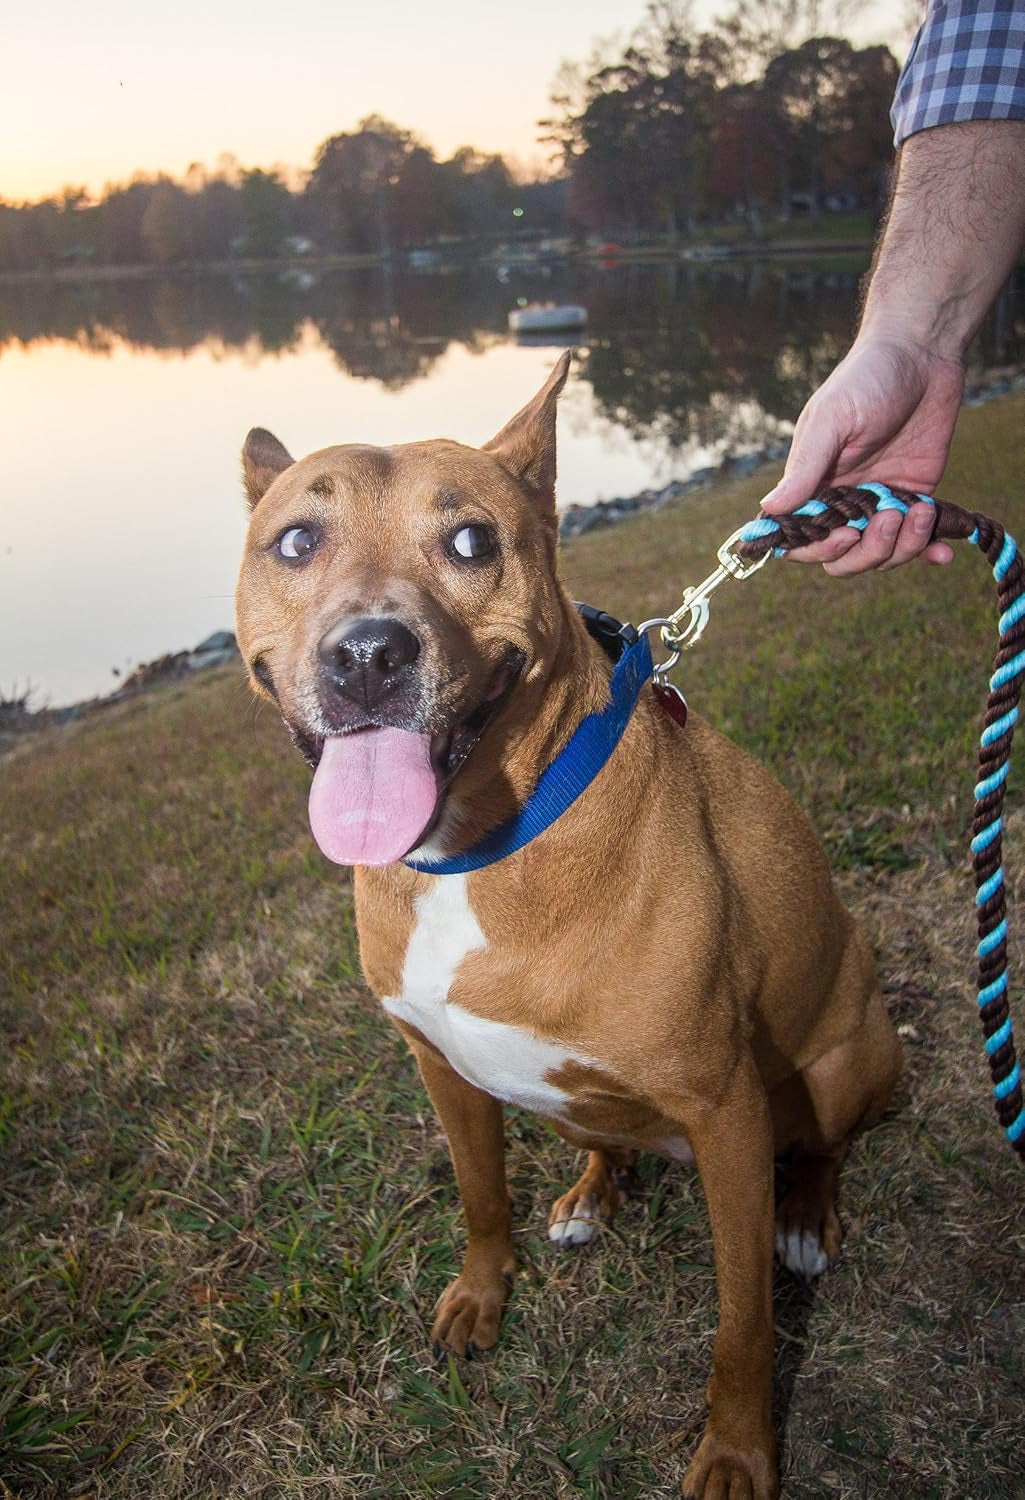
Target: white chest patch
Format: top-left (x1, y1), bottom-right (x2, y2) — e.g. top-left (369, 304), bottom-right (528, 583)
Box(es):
top-left (382, 875), bottom-right (594, 1116)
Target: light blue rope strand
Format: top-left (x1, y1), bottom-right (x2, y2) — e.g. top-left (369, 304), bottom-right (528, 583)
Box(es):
top-left (995, 532), bottom-right (1018, 581)
top-left (978, 918), bottom-right (1008, 956)
top-left (991, 649), bottom-right (1025, 690)
top-left (999, 595), bottom-right (1025, 634)
top-left (977, 868), bottom-right (1004, 905)
top-left (858, 481), bottom-right (907, 513)
top-left (995, 1062), bottom-right (1021, 1100)
top-left (975, 762), bottom-right (1010, 799)
top-left (978, 973), bottom-right (1008, 1006)
top-left (982, 707), bottom-right (1018, 745)
top-left (971, 818), bottom-right (1003, 854)
top-left (1009, 1108), bottom-right (1025, 1142)
top-left (986, 1017), bottom-right (1013, 1055)
top-left (740, 517), bottom-right (781, 541)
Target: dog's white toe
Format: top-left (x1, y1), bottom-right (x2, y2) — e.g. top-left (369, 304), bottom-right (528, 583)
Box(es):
top-left (775, 1226), bottom-right (829, 1280)
top-left (548, 1201), bottom-right (601, 1246)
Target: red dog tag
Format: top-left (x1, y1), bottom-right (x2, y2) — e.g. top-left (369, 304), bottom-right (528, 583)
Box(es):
top-left (652, 682), bottom-right (688, 728)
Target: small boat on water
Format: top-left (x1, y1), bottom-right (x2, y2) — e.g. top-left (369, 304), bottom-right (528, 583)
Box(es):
top-left (507, 302), bottom-right (588, 333)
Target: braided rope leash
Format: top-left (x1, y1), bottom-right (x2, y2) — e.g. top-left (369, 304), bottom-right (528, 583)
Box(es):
top-left (733, 483), bottom-right (1025, 1161)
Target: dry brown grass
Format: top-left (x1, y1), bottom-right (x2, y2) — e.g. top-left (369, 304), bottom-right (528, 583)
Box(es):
top-left (1, 396), bottom-right (1024, 1498)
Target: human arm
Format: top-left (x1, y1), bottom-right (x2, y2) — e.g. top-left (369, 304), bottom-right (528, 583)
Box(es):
top-left (763, 116), bottom-right (1025, 572)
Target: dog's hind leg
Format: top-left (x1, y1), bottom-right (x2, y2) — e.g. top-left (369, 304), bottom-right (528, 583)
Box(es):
top-left (548, 1146), bottom-right (636, 1248)
top-left (770, 985), bottom-right (902, 1281)
top-left (773, 1147), bottom-right (845, 1279)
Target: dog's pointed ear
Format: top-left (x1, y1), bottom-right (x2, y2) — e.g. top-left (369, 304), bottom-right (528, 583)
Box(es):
top-left (242, 427), bottom-right (295, 508)
top-left (482, 351), bottom-right (572, 519)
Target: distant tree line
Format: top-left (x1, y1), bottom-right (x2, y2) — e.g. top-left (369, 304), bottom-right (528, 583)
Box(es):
top-left (0, 117), bottom-right (565, 273)
top-left (0, 2), bottom-right (908, 273)
top-left (545, 0), bottom-right (902, 241)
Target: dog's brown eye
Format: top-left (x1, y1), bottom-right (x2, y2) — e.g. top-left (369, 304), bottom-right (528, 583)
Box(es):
top-left (278, 526), bottom-right (318, 560)
top-left (449, 524), bottom-right (497, 563)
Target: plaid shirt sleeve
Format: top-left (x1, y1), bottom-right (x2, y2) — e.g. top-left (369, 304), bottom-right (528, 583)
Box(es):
top-left (891, 0), bottom-right (1025, 145)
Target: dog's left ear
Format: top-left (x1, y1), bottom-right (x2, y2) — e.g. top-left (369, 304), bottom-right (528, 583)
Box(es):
top-left (241, 427), bottom-right (295, 509)
top-left (482, 350), bottom-right (571, 522)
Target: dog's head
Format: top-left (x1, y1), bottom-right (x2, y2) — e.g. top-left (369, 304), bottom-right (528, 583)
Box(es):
top-left (235, 352), bottom-right (578, 867)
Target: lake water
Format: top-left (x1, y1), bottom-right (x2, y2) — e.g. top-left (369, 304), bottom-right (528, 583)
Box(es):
top-left (1, 259), bottom-right (1020, 707)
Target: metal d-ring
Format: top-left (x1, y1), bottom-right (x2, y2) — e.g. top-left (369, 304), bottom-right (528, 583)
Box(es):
top-left (636, 617), bottom-right (683, 684)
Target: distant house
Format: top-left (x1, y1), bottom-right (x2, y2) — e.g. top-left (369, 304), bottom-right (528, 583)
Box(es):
top-left (57, 244), bottom-right (96, 265)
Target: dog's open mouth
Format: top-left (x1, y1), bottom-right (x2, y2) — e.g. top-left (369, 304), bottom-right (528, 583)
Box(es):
top-left (297, 648), bottom-right (524, 867)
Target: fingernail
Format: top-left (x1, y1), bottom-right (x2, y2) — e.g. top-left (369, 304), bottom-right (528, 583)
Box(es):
top-left (881, 512), bottom-right (901, 539)
top-left (760, 484), bottom-right (782, 510)
top-left (912, 505), bottom-right (935, 534)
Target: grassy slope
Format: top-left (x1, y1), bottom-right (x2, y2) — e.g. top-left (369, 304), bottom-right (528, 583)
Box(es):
top-left (693, 212), bottom-right (874, 248)
top-left (1, 396), bottom-right (1024, 1500)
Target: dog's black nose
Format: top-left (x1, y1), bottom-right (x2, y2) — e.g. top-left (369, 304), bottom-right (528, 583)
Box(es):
top-left (317, 616), bottom-right (421, 708)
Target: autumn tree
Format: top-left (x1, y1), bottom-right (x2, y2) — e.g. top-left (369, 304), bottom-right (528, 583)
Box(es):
top-left (140, 180), bottom-right (192, 265)
top-left (546, 21), bottom-right (727, 241)
top-left (545, 0), bottom-right (899, 234)
top-left (306, 116), bottom-right (423, 255)
top-left (239, 169), bottom-right (294, 256)
top-left (764, 37), bottom-right (898, 211)
top-left (715, 0), bottom-right (868, 75)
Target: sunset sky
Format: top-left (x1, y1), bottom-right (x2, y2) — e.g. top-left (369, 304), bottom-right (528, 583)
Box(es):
top-left (4, 0), bottom-right (907, 203)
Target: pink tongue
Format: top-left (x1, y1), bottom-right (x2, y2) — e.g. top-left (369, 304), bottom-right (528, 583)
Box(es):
top-left (308, 728), bottom-right (439, 866)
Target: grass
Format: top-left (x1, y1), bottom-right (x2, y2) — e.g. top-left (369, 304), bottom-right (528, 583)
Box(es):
top-left (2, 394), bottom-right (1024, 1498)
top-left (694, 212), bottom-right (875, 249)
top-left (603, 213), bottom-right (876, 258)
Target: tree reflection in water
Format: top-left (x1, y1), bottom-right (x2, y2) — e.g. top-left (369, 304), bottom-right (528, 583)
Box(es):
top-left (2, 261), bottom-right (1021, 464)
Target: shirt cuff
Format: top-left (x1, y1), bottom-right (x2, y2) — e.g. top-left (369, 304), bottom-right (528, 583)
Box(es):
top-left (891, 0), bottom-right (1025, 147)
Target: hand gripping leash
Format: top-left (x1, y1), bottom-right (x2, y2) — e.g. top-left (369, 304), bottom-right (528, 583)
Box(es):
top-left (642, 482), bottom-right (1025, 1161)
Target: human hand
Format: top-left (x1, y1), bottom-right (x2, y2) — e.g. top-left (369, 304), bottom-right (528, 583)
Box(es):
top-left (761, 331), bottom-right (963, 573)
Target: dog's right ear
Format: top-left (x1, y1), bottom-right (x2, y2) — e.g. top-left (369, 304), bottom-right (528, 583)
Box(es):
top-left (482, 350), bottom-right (571, 525)
top-left (242, 428), bottom-right (295, 508)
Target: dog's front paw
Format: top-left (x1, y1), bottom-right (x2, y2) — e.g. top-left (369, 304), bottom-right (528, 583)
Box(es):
top-left (682, 1428), bottom-right (778, 1500)
top-left (432, 1262), bottom-right (513, 1356)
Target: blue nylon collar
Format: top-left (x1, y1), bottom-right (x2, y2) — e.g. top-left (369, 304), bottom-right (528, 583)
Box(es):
top-left (404, 631), bottom-right (654, 875)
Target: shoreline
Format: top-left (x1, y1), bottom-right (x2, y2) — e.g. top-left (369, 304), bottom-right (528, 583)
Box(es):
top-left (559, 361), bottom-right (1025, 541)
top-left (5, 360), bottom-right (1023, 743)
top-left (0, 236), bottom-right (877, 287)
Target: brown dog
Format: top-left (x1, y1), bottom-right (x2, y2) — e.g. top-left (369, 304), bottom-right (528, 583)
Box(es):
top-left (235, 353), bottom-right (902, 1499)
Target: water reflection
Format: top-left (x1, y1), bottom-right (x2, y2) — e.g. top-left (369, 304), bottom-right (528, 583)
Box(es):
top-left (1, 261), bottom-right (1021, 706)
top-left (6, 261), bottom-right (1020, 458)
top-left (1, 262), bottom-right (875, 450)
